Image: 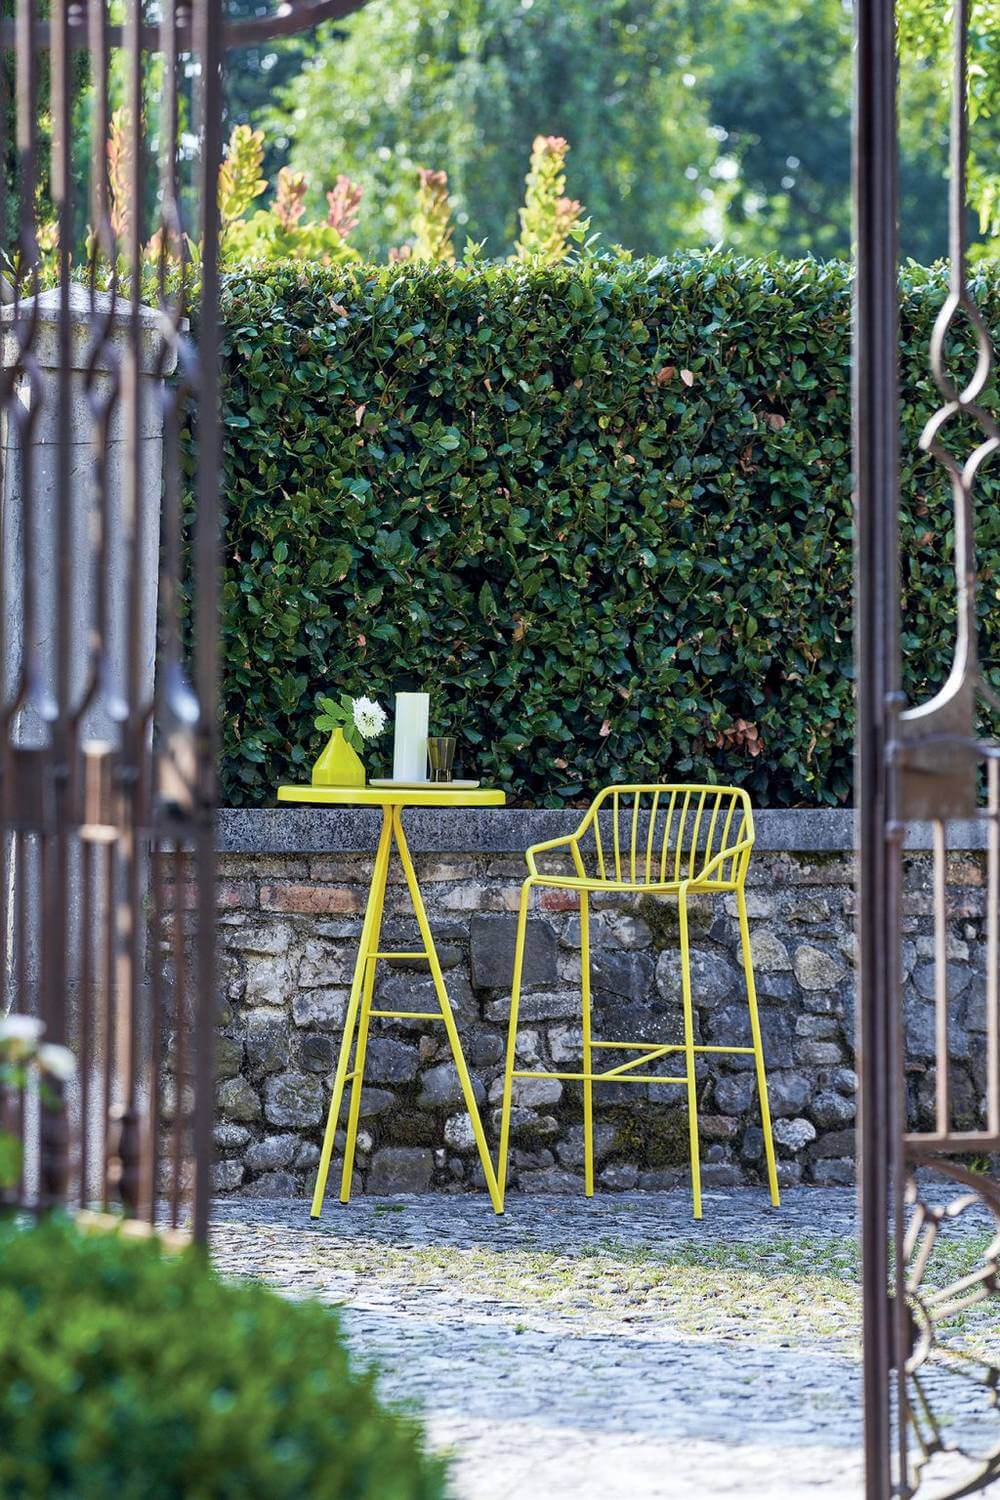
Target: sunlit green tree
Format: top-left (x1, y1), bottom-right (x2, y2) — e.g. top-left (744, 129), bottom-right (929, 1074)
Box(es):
top-left (898, 0), bottom-right (1000, 254)
top-left (694, 0), bottom-right (969, 264)
top-left (267, 0), bottom-right (718, 260)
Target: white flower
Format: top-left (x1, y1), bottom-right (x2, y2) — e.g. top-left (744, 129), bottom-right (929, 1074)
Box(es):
top-left (37, 1043), bottom-right (77, 1082)
top-left (352, 696), bottom-right (387, 741)
top-left (0, 1014), bottom-right (44, 1045)
top-left (0, 1013), bottom-right (44, 1062)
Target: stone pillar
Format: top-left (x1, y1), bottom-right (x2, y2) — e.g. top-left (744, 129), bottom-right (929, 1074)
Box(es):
top-left (1, 286), bottom-right (173, 1009)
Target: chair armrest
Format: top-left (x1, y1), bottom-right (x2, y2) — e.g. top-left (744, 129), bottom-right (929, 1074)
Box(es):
top-left (525, 834), bottom-right (582, 878)
top-left (694, 837), bottom-right (754, 883)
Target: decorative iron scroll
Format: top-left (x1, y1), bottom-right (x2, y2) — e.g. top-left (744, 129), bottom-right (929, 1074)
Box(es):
top-left (904, 1165), bottom-right (1000, 1499)
top-left (894, 0), bottom-right (1000, 824)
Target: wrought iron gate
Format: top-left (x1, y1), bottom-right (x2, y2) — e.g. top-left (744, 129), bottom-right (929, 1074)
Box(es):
top-left (855, 1), bottom-right (1000, 1495)
top-left (0, 0), bottom-right (365, 1243)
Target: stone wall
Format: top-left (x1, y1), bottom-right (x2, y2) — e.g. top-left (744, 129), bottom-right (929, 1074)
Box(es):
top-left (196, 810), bottom-right (991, 1198)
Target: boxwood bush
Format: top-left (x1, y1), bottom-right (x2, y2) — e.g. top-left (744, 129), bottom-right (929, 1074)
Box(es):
top-left (215, 254), bottom-right (1000, 806)
top-left (0, 1216), bottom-right (446, 1500)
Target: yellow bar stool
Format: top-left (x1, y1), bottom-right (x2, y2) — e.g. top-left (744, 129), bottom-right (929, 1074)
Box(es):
top-left (496, 784), bottom-right (781, 1219)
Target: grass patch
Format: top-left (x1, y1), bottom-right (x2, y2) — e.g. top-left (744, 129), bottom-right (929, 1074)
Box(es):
top-left (307, 1229), bottom-right (998, 1357)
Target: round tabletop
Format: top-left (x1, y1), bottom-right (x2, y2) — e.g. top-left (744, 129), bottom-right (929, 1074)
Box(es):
top-left (277, 784), bottom-right (506, 809)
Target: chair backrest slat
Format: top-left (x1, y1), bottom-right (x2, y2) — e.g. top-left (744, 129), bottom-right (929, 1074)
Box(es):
top-left (729, 807), bottom-right (749, 882)
top-left (645, 789), bottom-right (661, 883)
top-left (704, 791), bottom-right (723, 875)
top-left (673, 791), bottom-right (692, 883)
top-left (659, 790), bottom-right (677, 884)
top-left (629, 791), bottom-right (641, 883)
top-left (688, 790), bottom-right (707, 880)
top-left (719, 796), bottom-right (738, 878)
top-left (593, 812), bottom-right (606, 881)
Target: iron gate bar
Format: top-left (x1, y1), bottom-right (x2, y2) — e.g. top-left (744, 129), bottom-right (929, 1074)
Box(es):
top-left (856, 0), bottom-right (1000, 1494)
top-left (191, 0), bottom-right (224, 1246)
top-left (853, 0), bottom-right (900, 1492)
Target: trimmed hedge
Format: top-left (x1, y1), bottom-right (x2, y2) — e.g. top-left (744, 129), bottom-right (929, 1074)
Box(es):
top-left (216, 255), bottom-right (1000, 807)
top-left (0, 1216), bottom-right (446, 1499)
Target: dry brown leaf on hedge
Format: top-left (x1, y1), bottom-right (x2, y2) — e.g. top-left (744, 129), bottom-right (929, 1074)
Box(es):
top-left (655, 365), bottom-right (675, 386)
top-left (715, 718), bottom-right (764, 757)
top-left (599, 719), bottom-right (612, 737)
top-left (764, 412), bottom-right (786, 430)
top-left (354, 404), bottom-right (366, 426)
top-left (680, 368), bottom-right (694, 387)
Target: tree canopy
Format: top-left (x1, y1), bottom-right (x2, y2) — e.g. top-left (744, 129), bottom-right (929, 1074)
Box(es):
top-left (253, 0), bottom-right (997, 264)
top-left (268, 0), bottom-right (717, 260)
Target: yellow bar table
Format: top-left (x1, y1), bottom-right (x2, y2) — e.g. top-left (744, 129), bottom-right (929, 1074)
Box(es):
top-left (277, 783), bottom-right (506, 1215)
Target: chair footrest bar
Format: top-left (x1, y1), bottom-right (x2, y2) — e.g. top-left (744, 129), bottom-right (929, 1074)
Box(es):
top-left (590, 1041), bottom-right (757, 1056)
top-left (369, 1008), bottom-right (445, 1021)
top-left (512, 1069), bottom-right (688, 1085)
top-left (591, 1039), bottom-right (672, 1051)
top-left (599, 1047), bottom-right (672, 1079)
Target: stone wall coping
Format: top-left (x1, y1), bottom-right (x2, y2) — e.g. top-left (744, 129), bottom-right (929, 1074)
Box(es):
top-left (217, 806), bottom-right (988, 855)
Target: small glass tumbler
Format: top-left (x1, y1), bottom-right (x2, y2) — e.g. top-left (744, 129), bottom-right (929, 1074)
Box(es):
top-left (427, 736), bottom-right (457, 782)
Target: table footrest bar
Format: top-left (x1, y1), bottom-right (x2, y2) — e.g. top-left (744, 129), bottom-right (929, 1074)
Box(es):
top-left (695, 1045), bottom-right (756, 1055)
top-left (369, 951), bottom-right (430, 961)
top-left (512, 1069), bottom-right (688, 1085)
top-left (369, 1008), bottom-right (445, 1021)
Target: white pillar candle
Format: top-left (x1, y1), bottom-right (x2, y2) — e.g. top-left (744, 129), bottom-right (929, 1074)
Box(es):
top-left (392, 692), bottom-right (429, 782)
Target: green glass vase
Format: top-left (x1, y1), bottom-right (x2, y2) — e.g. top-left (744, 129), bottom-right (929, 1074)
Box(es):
top-left (311, 727), bottom-right (366, 788)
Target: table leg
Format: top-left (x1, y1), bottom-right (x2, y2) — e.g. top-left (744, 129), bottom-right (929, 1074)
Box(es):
top-left (310, 809), bottom-right (393, 1219)
top-left (338, 817), bottom-right (393, 1203)
top-left (392, 807), bottom-right (503, 1212)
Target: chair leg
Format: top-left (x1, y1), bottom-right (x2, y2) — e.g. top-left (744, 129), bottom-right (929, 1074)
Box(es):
top-left (737, 885), bottom-right (780, 1207)
top-left (580, 890), bottom-right (594, 1198)
top-left (497, 878), bottom-right (532, 1212)
top-left (678, 887), bottom-right (702, 1221)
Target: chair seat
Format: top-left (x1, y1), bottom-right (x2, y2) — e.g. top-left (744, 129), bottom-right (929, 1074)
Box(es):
top-left (529, 874), bottom-right (739, 894)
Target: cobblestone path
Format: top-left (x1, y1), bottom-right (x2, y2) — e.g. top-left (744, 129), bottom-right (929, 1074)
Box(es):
top-left (210, 1187), bottom-right (996, 1500)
